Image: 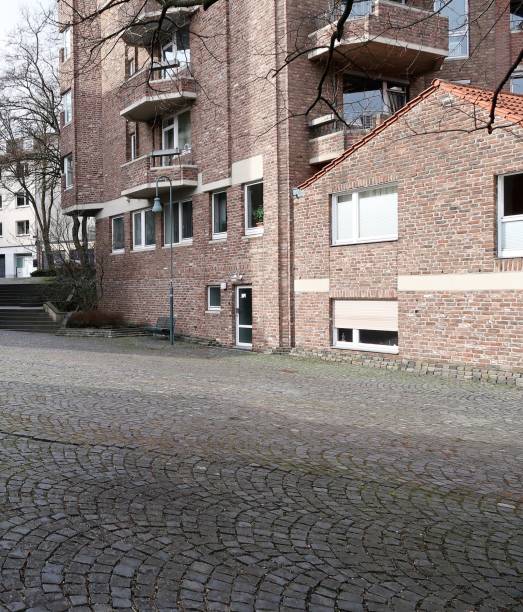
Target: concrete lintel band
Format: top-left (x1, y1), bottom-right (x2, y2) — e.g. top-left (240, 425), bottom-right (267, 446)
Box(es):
top-left (294, 278), bottom-right (330, 293)
top-left (398, 271), bottom-right (523, 292)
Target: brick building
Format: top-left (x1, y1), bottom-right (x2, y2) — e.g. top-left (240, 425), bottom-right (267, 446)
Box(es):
top-left (294, 81), bottom-right (523, 373)
top-left (59, 0), bottom-right (521, 353)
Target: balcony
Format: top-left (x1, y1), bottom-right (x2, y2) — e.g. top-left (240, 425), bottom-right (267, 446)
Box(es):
top-left (121, 149), bottom-right (198, 199)
top-left (120, 0), bottom-right (197, 47)
top-left (120, 64), bottom-right (197, 123)
top-left (309, 0), bottom-right (448, 77)
top-left (308, 112), bottom-right (389, 164)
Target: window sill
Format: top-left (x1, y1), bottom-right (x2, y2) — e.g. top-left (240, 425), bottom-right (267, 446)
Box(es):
top-left (64, 186), bottom-right (74, 192)
top-left (244, 228), bottom-right (264, 239)
top-left (334, 342), bottom-right (399, 355)
top-left (499, 251), bottom-right (523, 259)
top-left (444, 55), bottom-right (469, 61)
top-left (211, 234), bottom-right (227, 242)
top-left (111, 249), bottom-right (125, 255)
top-left (163, 239), bottom-right (193, 249)
top-left (332, 236), bottom-right (398, 247)
top-left (132, 245), bottom-right (156, 252)
top-left (205, 309), bottom-right (221, 315)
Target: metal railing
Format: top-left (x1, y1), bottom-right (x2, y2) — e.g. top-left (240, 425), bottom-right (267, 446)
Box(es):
top-left (150, 147), bottom-right (193, 168)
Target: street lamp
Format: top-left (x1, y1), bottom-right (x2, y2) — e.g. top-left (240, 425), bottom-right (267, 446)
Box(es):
top-left (152, 175), bottom-right (175, 345)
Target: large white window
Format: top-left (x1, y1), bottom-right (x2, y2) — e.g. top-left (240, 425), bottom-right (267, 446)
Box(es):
top-left (245, 182), bottom-right (264, 235)
top-left (333, 300), bottom-right (399, 354)
top-left (207, 286), bottom-right (221, 311)
top-left (133, 209), bottom-right (156, 250)
top-left (332, 185), bottom-right (398, 246)
top-left (161, 111), bottom-right (191, 163)
top-left (62, 90), bottom-right (72, 125)
top-left (498, 173), bottom-right (523, 258)
top-left (112, 216), bottom-right (125, 253)
top-left (63, 154), bottom-right (73, 189)
top-left (160, 26), bottom-right (191, 78)
top-left (62, 27), bottom-right (72, 61)
top-left (510, 73), bottom-right (523, 94)
top-left (435, 0), bottom-right (469, 58)
top-left (510, 0), bottom-right (523, 31)
top-left (164, 200), bottom-right (193, 246)
top-left (212, 191), bottom-right (227, 239)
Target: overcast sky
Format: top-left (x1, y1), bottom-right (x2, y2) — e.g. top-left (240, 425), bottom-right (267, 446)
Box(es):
top-left (0, 0), bottom-right (54, 52)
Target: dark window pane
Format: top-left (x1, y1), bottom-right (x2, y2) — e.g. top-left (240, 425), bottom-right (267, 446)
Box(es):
top-left (133, 213), bottom-right (142, 246)
top-left (164, 202), bottom-right (180, 244)
top-left (238, 289), bottom-right (252, 326)
top-left (359, 329), bottom-right (398, 346)
top-left (213, 192), bottom-right (227, 234)
top-left (337, 328), bottom-right (353, 342)
top-left (112, 217), bottom-right (124, 250)
top-left (182, 201), bottom-right (193, 239)
top-left (511, 0), bottom-right (523, 29)
top-left (208, 286), bottom-right (221, 308)
top-left (247, 183), bottom-right (263, 229)
top-left (503, 174), bottom-right (523, 216)
top-left (145, 210), bottom-right (156, 245)
top-left (239, 327), bottom-right (252, 344)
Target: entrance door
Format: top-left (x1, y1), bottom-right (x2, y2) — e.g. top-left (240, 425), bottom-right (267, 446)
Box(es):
top-left (16, 255), bottom-right (33, 278)
top-left (236, 286), bottom-right (253, 348)
top-left (0, 255), bottom-right (5, 278)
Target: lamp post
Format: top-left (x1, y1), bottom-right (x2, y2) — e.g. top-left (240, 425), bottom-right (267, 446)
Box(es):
top-left (152, 175), bottom-right (175, 345)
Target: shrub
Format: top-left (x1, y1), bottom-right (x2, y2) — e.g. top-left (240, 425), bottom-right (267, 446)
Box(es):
top-left (31, 269), bottom-right (57, 277)
top-left (67, 310), bottom-right (125, 329)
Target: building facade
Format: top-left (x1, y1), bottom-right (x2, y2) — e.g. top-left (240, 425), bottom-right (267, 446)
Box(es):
top-left (60, 0), bottom-right (521, 353)
top-left (294, 81), bottom-right (523, 372)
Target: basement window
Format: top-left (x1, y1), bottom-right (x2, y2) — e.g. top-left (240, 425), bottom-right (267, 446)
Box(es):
top-left (498, 173), bottom-right (523, 258)
top-left (333, 300), bottom-right (399, 354)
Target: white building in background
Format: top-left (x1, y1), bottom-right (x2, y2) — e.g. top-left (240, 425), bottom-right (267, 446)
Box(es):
top-left (0, 187), bottom-right (37, 278)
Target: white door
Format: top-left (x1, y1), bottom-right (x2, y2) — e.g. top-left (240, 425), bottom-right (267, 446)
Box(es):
top-left (236, 286), bottom-right (253, 348)
top-left (16, 255), bottom-right (33, 278)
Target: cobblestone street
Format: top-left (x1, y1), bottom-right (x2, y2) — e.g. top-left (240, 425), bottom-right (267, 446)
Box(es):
top-left (0, 331), bottom-right (521, 612)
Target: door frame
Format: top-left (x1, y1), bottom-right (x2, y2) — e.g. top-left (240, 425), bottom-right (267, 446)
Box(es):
top-left (235, 285), bottom-right (253, 349)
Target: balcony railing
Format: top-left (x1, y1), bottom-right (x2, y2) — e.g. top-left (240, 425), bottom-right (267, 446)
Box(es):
top-left (120, 64), bottom-right (196, 122)
top-left (121, 149), bottom-right (198, 198)
top-left (309, 0), bottom-right (448, 76)
top-left (121, 1), bottom-right (197, 46)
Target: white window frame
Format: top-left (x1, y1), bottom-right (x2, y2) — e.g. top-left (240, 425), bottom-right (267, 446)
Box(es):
top-left (63, 154), bottom-right (73, 190)
top-left (207, 285), bottom-right (221, 311)
top-left (435, 0), bottom-right (469, 60)
top-left (132, 208), bottom-right (156, 251)
top-left (112, 216), bottom-right (125, 254)
top-left (161, 111), bottom-right (191, 159)
top-left (245, 181), bottom-right (264, 237)
top-left (331, 185), bottom-right (398, 246)
top-left (16, 220), bottom-right (30, 237)
top-left (497, 172), bottom-right (523, 258)
top-left (333, 327), bottom-right (399, 354)
top-left (63, 90), bottom-right (72, 125)
top-left (16, 192), bottom-right (29, 208)
top-left (510, 72), bottom-right (523, 94)
top-left (164, 200), bottom-right (193, 246)
top-left (62, 27), bottom-right (72, 61)
top-left (212, 191), bottom-right (227, 240)
top-left (130, 132), bottom-right (137, 161)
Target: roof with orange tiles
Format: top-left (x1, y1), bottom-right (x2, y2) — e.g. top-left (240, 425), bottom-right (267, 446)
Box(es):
top-left (299, 79), bottom-right (523, 190)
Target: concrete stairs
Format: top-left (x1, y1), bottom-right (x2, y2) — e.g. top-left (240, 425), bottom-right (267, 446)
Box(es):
top-left (0, 282), bottom-right (59, 333)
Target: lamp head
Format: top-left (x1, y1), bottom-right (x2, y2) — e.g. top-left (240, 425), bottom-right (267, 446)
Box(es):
top-left (152, 196), bottom-right (163, 213)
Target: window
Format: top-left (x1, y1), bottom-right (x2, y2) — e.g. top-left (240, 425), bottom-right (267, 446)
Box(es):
top-left (511, 0), bottom-right (523, 31)
top-left (164, 200), bottom-right (193, 245)
top-left (16, 192), bottom-right (28, 207)
top-left (510, 73), bottom-right (523, 94)
top-left (133, 209), bottom-right (156, 249)
top-left (435, 0), bottom-right (469, 58)
top-left (498, 173), bottom-right (523, 258)
top-left (212, 191), bottom-right (227, 239)
top-left (62, 27), bottom-right (72, 61)
top-left (112, 216), bottom-right (125, 252)
top-left (245, 182), bottom-right (264, 235)
top-left (161, 111), bottom-right (191, 162)
top-left (63, 90), bottom-right (72, 125)
top-left (332, 185), bottom-right (398, 246)
top-left (333, 300), bottom-right (399, 354)
top-left (0, 195), bottom-right (3, 208)
top-left (160, 26), bottom-right (191, 78)
top-left (63, 154), bottom-right (73, 189)
top-left (207, 286), bottom-right (221, 311)
top-left (129, 132), bottom-right (137, 161)
top-left (16, 220), bottom-right (30, 236)
top-left (343, 77), bottom-right (406, 128)
top-left (0, 222), bottom-right (2, 237)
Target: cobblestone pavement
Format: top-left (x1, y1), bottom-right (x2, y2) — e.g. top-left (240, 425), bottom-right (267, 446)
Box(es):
top-left (0, 331), bottom-right (521, 612)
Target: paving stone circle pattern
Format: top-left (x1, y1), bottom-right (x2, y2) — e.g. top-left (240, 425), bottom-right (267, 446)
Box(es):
top-left (0, 331), bottom-right (521, 612)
